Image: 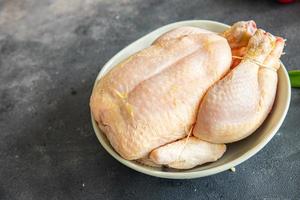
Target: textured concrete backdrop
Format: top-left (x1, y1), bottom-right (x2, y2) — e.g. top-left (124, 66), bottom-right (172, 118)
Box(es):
top-left (0, 0), bottom-right (299, 199)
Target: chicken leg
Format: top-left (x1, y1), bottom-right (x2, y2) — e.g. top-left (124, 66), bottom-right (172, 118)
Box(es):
top-left (193, 29), bottom-right (285, 143)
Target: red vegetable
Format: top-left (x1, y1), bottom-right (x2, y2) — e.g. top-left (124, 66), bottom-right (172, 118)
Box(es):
top-left (277, 0), bottom-right (295, 4)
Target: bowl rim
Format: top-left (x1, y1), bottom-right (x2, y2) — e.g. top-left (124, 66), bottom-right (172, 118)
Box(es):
top-left (90, 20), bottom-right (291, 179)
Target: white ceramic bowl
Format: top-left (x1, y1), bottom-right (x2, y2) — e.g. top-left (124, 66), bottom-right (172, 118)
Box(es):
top-left (91, 20), bottom-right (291, 179)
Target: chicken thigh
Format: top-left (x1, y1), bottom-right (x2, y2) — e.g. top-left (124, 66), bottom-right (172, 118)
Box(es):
top-left (193, 29), bottom-right (285, 143)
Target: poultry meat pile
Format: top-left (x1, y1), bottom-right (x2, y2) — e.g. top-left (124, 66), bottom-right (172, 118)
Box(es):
top-left (90, 20), bottom-right (285, 169)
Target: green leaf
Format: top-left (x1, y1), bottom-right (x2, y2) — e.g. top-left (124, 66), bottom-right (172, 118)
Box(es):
top-left (288, 70), bottom-right (300, 88)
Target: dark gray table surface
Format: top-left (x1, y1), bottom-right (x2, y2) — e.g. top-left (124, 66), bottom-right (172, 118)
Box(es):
top-left (0, 0), bottom-right (300, 199)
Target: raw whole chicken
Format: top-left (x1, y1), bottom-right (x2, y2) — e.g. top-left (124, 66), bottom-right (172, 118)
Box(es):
top-left (90, 21), bottom-right (284, 169)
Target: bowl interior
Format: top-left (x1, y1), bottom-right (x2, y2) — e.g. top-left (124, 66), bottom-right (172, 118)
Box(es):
top-left (91, 20), bottom-right (291, 179)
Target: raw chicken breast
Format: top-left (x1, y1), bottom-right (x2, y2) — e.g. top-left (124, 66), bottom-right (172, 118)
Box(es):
top-left (150, 137), bottom-right (226, 169)
top-left (193, 29), bottom-right (285, 143)
top-left (90, 29), bottom-right (231, 160)
top-left (154, 26), bottom-right (213, 44)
